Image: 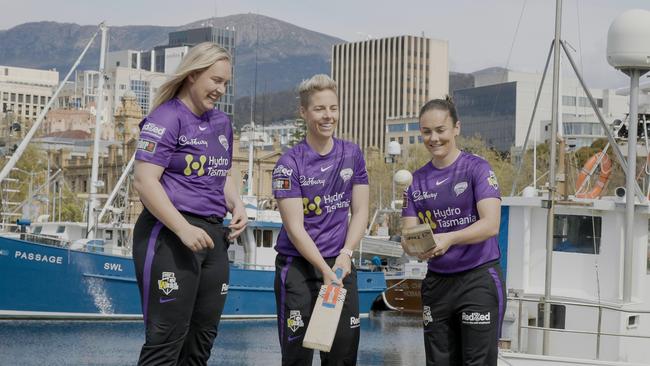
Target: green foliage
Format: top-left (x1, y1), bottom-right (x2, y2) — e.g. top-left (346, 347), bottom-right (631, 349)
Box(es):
top-left (289, 118), bottom-right (306, 146)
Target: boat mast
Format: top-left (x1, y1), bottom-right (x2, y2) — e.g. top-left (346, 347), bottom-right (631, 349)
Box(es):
top-left (624, 70), bottom-right (640, 302)
top-left (87, 22), bottom-right (108, 239)
top-left (542, 0), bottom-right (562, 355)
top-left (0, 26), bottom-right (102, 185)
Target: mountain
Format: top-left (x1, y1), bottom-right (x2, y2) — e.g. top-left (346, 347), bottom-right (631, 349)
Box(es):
top-left (0, 14), bottom-right (344, 97)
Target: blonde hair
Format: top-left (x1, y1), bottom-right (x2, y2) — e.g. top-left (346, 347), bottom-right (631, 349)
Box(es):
top-left (298, 74), bottom-right (338, 108)
top-left (151, 42), bottom-right (231, 111)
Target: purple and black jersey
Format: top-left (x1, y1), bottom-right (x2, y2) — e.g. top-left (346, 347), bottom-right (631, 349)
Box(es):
top-left (135, 98), bottom-right (233, 217)
top-left (272, 138), bottom-right (368, 258)
top-left (402, 152), bottom-right (501, 273)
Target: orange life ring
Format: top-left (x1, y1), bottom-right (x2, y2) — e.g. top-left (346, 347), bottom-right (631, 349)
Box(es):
top-left (575, 151), bottom-right (612, 198)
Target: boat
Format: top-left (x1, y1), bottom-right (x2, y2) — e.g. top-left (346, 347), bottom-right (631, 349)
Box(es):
top-left (0, 22), bottom-right (386, 320)
top-left (496, 5), bottom-right (650, 365)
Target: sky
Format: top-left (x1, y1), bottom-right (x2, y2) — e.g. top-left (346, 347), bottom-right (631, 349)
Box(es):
top-left (2, 0), bottom-right (650, 89)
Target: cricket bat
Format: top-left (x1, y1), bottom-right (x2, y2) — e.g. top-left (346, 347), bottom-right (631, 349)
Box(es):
top-left (302, 268), bottom-right (347, 352)
top-left (402, 224), bottom-right (436, 256)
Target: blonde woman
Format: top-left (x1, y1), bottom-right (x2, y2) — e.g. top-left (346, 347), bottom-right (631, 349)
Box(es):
top-left (272, 74), bottom-right (369, 365)
top-left (132, 42), bottom-right (247, 365)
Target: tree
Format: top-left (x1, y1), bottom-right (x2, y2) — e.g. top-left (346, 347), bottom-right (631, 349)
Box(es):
top-left (289, 118), bottom-right (306, 146)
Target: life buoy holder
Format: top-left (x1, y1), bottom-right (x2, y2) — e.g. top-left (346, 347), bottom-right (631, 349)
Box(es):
top-left (575, 152), bottom-right (612, 199)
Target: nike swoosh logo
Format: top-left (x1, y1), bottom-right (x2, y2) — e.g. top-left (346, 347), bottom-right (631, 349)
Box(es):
top-left (288, 334), bottom-right (303, 342)
top-left (321, 165), bottom-right (333, 172)
top-left (159, 297), bottom-right (176, 304)
top-left (198, 126), bottom-right (207, 131)
top-left (435, 178), bottom-right (449, 186)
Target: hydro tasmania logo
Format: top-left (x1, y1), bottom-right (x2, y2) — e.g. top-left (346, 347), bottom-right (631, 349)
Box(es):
top-left (461, 311), bottom-right (491, 325)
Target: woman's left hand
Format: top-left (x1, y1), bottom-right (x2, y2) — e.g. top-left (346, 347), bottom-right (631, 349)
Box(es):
top-left (333, 254), bottom-right (352, 280)
top-left (418, 232), bottom-right (455, 260)
top-left (228, 203), bottom-right (248, 240)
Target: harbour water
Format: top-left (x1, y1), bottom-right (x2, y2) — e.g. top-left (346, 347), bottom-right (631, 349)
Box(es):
top-left (0, 311), bottom-right (424, 365)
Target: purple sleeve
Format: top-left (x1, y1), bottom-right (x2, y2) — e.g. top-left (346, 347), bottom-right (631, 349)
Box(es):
top-left (472, 159), bottom-right (501, 202)
top-left (401, 186), bottom-right (417, 217)
top-left (352, 145), bottom-right (369, 185)
top-left (272, 156), bottom-right (302, 199)
top-left (134, 108), bottom-right (180, 168)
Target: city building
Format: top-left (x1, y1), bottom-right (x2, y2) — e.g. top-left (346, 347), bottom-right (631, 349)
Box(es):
top-left (153, 26), bottom-right (236, 118)
top-left (453, 68), bottom-right (629, 153)
top-left (1, 65), bottom-right (58, 124)
top-left (385, 116), bottom-right (422, 148)
top-left (331, 35), bottom-right (448, 153)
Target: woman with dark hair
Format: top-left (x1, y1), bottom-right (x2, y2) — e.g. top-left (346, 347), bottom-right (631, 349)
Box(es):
top-left (132, 42), bottom-right (247, 365)
top-left (401, 96), bottom-right (505, 366)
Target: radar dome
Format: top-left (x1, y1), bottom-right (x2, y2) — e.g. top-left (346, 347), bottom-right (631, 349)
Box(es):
top-left (606, 9), bottom-right (650, 71)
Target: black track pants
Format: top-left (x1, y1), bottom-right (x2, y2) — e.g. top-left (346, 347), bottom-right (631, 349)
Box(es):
top-left (275, 254), bottom-right (360, 366)
top-left (132, 209), bottom-right (230, 366)
top-left (421, 261), bottom-right (506, 366)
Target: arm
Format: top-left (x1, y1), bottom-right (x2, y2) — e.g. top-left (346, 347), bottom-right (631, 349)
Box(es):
top-left (223, 175), bottom-right (247, 239)
top-left (133, 160), bottom-right (213, 251)
top-left (335, 184), bottom-right (369, 278)
top-left (277, 197), bottom-right (339, 286)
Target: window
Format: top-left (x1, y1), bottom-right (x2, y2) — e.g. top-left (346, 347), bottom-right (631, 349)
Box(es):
top-left (407, 122), bottom-right (419, 131)
top-left (56, 226), bottom-right (66, 234)
top-left (398, 137), bottom-right (404, 144)
top-left (409, 136), bottom-right (415, 144)
top-left (253, 229), bottom-right (274, 248)
top-left (553, 214), bottom-right (601, 254)
top-left (537, 303), bottom-right (566, 329)
top-left (388, 124), bottom-right (406, 132)
top-left (562, 96), bottom-right (576, 106)
top-left (105, 230), bottom-right (113, 240)
top-left (33, 226), bottom-right (42, 235)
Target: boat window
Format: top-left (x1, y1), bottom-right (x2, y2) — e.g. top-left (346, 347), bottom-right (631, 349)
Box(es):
top-left (56, 225), bottom-right (66, 234)
top-left (263, 230), bottom-right (273, 248)
top-left (537, 304), bottom-right (566, 329)
top-left (254, 229), bottom-right (262, 247)
top-left (553, 215), bottom-right (601, 254)
top-left (32, 226), bottom-right (42, 235)
top-left (105, 230), bottom-right (113, 241)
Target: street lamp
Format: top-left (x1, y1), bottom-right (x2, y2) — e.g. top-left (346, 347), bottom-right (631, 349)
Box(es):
top-left (385, 140), bottom-right (401, 210)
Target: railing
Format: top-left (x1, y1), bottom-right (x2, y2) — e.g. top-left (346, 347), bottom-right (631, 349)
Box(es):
top-left (230, 262), bottom-right (276, 271)
top-left (507, 292), bottom-right (650, 360)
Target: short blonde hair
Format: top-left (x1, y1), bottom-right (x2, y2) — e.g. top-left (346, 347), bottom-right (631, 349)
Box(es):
top-left (298, 74), bottom-right (338, 108)
top-left (151, 42), bottom-right (231, 111)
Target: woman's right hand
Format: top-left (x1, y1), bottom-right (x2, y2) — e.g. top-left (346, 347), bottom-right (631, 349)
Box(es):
top-left (322, 267), bottom-right (343, 288)
top-left (176, 224), bottom-right (214, 252)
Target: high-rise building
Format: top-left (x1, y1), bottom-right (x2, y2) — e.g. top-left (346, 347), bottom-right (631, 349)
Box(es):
top-left (0, 66), bottom-right (58, 124)
top-left (331, 35), bottom-right (448, 153)
top-left (156, 26), bottom-right (236, 119)
top-left (453, 68), bottom-right (630, 152)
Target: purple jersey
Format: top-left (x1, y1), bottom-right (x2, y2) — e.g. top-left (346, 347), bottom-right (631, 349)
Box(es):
top-left (135, 98), bottom-right (233, 217)
top-left (402, 152), bottom-right (501, 273)
top-left (272, 138), bottom-right (368, 258)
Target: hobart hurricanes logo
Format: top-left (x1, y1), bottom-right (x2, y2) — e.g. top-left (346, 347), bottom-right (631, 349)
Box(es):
top-left (184, 154), bottom-right (207, 176)
top-left (287, 310), bottom-right (304, 332)
top-left (158, 272), bottom-right (179, 295)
